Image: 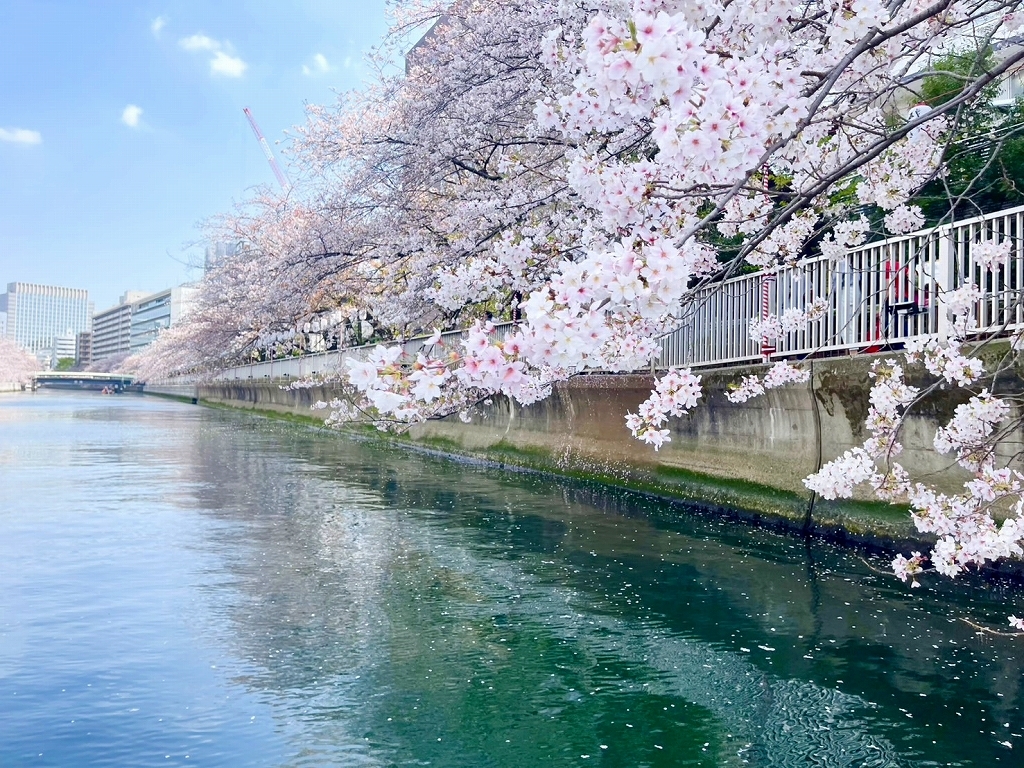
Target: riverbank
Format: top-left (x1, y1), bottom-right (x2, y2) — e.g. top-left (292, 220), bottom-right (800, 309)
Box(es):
top-left (145, 347), bottom-right (1024, 575)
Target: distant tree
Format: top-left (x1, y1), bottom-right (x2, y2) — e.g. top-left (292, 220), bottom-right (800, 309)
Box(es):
top-left (87, 352), bottom-right (130, 374)
top-left (0, 338), bottom-right (40, 384)
top-left (914, 51), bottom-right (1024, 222)
top-left (55, 357), bottom-right (75, 371)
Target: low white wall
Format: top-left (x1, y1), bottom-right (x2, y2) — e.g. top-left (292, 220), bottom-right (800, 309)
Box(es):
top-left (144, 382), bottom-right (198, 400)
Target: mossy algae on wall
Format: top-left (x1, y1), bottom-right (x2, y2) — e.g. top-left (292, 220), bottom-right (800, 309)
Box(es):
top-left (400, 376), bottom-right (920, 546)
top-left (158, 351), bottom-right (1024, 557)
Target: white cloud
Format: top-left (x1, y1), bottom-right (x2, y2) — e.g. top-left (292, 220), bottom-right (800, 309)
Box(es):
top-left (302, 52), bottom-right (334, 77)
top-left (179, 33), bottom-right (220, 52)
top-left (179, 33), bottom-right (247, 78)
top-left (0, 127), bottom-right (42, 145)
top-left (151, 16), bottom-right (166, 37)
top-left (210, 51), bottom-right (247, 77)
top-left (343, 56), bottom-right (352, 69)
top-left (121, 105), bottom-right (143, 128)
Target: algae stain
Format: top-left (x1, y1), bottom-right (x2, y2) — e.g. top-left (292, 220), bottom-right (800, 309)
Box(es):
top-left (815, 364), bottom-right (871, 439)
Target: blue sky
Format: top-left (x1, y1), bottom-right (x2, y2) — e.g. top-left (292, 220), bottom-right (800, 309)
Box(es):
top-left (0, 1), bottom-right (389, 312)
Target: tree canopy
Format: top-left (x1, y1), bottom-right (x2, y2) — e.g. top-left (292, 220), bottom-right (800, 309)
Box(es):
top-left (914, 49), bottom-right (1024, 221)
top-left (0, 337), bottom-right (40, 385)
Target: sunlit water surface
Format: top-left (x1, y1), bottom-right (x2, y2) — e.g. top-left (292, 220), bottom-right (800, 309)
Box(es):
top-left (1, 393), bottom-right (1023, 767)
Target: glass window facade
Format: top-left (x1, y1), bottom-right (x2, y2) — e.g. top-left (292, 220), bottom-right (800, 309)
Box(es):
top-left (1, 283), bottom-right (91, 357)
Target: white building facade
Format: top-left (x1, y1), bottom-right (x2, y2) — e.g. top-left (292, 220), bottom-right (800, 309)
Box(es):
top-left (92, 291), bottom-right (147, 363)
top-left (51, 334), bottom-right (77, 364)
top-left (0, 282), bottom-right (92, 363)
top-left (129, 286), bottom-right (198, 352)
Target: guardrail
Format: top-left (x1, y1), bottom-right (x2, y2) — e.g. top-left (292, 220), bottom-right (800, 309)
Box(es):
top-left (663, 204), bottom-right (1024, 367)
top-left (158, 203), bottom-right (1024, 385)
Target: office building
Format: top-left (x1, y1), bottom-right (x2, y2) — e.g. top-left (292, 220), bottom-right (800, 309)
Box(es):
top-left (204, 241), bottom-right (237, 273)
top-left (76, 331), bottom-right (93, 368)
top-left (1, 282), bottom-right (91, 358)
top-left (51, 334), bottom-right (76, 365)
top-left (92, 291), bottom-right (147, 363)
top-left (130, 286), bottom-right (198, 352)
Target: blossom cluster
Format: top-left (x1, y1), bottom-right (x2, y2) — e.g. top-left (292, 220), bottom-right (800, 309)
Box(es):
top-left (971, 239), bottom-right (1012, 270)
top-left (932, 392), bottom-right (1008, 472)
top-left (883, 205), bottom-right (925, 235)
top-left (819, 216), bottom-right (870, 261)
top-left (725, 361), bottom-right (809, 404)
top-left (748, 299), bottom-right (828, 343)
top-left (905, 483), bottom-right (1024, 579)
top-left (334, 323), bottom-right (558, 428)
top-left (805, 359), bottom-right (919, 499)
top-left (904, 336), bottom-right (983, 386)
top-left (892, 552), bottom-right (925, 587)
top-left (625, 368), bottom-right (702, 450)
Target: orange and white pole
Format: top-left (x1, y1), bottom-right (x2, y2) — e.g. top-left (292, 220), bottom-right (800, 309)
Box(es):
top-left (761, 273), bottom-right (775, 362)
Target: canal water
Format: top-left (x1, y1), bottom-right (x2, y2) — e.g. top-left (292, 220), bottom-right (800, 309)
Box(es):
top-left (1, 394), bottom-right (1023, 767)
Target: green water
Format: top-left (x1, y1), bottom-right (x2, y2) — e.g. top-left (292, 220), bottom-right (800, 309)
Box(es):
top-left (1, 393), bottom-right (1022, 766)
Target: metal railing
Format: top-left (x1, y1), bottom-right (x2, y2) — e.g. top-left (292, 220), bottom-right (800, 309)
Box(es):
top-left (663, 204), bottom-right (1024, 368)
top-left (182, 203), bottom-right (1024, 384)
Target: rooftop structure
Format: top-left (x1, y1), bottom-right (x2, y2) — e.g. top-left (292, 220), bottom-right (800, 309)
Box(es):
top-left (204, 241), bottom-right (237, 273)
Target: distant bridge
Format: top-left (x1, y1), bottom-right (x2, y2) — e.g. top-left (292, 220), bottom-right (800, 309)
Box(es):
top-left (32, 372), bottom-right (135, 391)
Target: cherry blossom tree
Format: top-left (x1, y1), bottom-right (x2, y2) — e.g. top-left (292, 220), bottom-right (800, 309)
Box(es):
top-left (0, 337), bottom-right (40, 386)
top-left (292, 0), bottom-right (1023, 431)
top-left (126, 192), bottom-right (361, 380)
top-left (147, 0), bottom-right (1024, 613)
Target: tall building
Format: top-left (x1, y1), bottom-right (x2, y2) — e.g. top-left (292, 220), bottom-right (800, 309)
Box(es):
top-left (76, 331), bottom-right (93, 368)
top-left (204, 241), bottom-right (237, 273)
top-left (130, 286), bottom-right (198, 352)
top-left (1, 282), bottom-right (92, 360)
top-left (92, 291), bottom-right (147, 363)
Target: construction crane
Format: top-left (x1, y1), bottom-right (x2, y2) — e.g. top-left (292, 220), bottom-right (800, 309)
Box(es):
top-left (243, 107), bottom-right (291, 193)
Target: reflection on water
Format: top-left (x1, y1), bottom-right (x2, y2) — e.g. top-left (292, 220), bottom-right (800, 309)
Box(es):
top-left (1, 393), bottom-right (1022, 766)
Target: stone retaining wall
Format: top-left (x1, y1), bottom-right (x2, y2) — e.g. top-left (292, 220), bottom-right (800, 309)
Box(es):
top-left (154, 347), bottom-right (1024, 552)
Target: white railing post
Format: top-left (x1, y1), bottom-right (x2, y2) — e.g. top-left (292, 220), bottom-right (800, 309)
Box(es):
top-left (935, 223), bottom-right (955, 339)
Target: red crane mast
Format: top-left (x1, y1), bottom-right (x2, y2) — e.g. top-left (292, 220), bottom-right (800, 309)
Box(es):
top-left (243, 107), bottom-right (291, 193)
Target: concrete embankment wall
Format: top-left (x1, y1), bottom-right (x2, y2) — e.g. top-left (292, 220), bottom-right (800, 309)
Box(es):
top-left (144, 382), bottom-right (201, 401)
top-left (152, 347), bottom-right (1024, 557)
